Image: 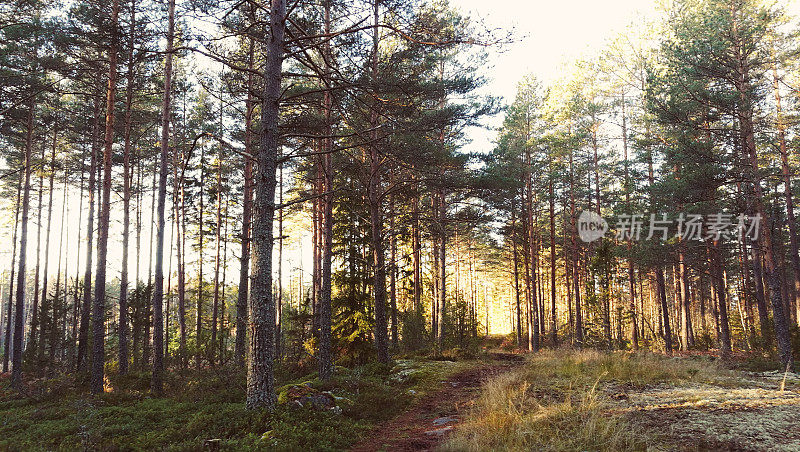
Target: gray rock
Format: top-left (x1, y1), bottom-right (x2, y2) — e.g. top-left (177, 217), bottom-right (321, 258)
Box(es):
top-left (424, 426), bottom-right (454, 437)
top-left (432, 416), bottom-right (459, 426)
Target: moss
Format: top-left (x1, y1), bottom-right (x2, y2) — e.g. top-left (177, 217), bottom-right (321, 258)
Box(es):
top-left (0, 355), bottom-right (481, 451)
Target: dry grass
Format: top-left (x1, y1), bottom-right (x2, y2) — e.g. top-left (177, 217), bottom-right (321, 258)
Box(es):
top-left (441, 348), bottom-right (727, 451)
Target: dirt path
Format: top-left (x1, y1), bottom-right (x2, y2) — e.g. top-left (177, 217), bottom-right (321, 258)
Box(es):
top-left (351, 353), bottom-right (523, 452)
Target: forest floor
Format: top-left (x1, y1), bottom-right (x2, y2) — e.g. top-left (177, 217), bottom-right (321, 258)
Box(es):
top-left (612, 368), bottom-right (800, 450)
top-left (0, 339), bottom-right (515, 451)
top-left (442, 348), bottom-right (800, 452)
top-left (351, 352), bottom-right (524, 452)
top-left (1, 343), bottom-right (798, 451)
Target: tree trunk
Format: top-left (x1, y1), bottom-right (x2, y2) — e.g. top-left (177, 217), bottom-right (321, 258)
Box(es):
top-left (437, 190), bottom-right (447, 351)
top-left (11, 98), bottom-right (35, 388)
top-left (212, 126), bottom-right (223, 365)
top-left (368, 0), bottom-right (390, 363)
top-left (150, 0), bottom-right (173, 394)
top-left (773, 67), bottom-right (800, 324)
top-left (235, 26), bottom-right (255, 368)
top-left (119, 0), bottom-right (137, 375)
top-left (246, 0), bottom-right (285, 410)
top-left (512, 201), bottom-right (522, 347)
top-left (3, 170), bottom-right (22, 373)
top-left (91, 0), bottom-right (120, 394)
top-left (37, 128), bottom-right (58, 368)
top-left (709, 242), bottom-right (731, 358)
top-left (656, 267), bottom-right (672, 354)
top-left (29, 141), bottom-right (45, 359)
top-left (732, 15), bottom-right (793, 368)
top-left (549, 176), bottom-right (557, 345)
top-left (678, 247), bottom-right (693, 350)
top-left (569, 146), bottom-right (583, 346)
top-left (77, 79), bottom-right (102, 374)
top-left (318, 0), bottom-right (334, 380)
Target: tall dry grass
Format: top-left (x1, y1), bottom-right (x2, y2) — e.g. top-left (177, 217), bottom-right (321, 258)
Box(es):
top-left (442, 349), bottom-right (726, 451)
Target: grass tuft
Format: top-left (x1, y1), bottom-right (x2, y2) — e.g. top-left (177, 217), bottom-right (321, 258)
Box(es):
top-left (443, 348), bottom-right (727, 451)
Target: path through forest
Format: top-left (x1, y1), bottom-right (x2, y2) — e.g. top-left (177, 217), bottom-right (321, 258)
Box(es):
top-left (351, 353), bottom-right (524, 452)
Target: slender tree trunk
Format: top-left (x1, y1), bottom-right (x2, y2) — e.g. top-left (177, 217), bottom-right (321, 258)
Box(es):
top-left (91, 0), bottom-right (120, 394)
top-left (50, 154), bottom-right (69, 372)
top-left (37, 128), bottom-right (58, 368)
top-left (119, 0), bottom-right (137, 375)
top-left (77, 78), bottom-right (102, 374)
top-left (12, 98), bottom-right (35, 388)
top-left (437, 190), bottom-right (447, 351)
top-left (317, 0), bottom-right (335, 380)
top-left (412, 194), bottom-right (421, 314)
top-left (368, 0), bottom-right (389, 363)
top-left (150, 0), bottom-right (173, 394)
top-left (69, 159), bottom-right (85, 369)
top-left (29, 141), bottom-right (45, 358)
top-left (389, 193), bottom-right (398, 348)
top-left (142, 163), bottom-right (156, 371)
top-left (212, 134), bottom-right (223, 365)
top-left (773, 67), bottom-right (800, 324)
top-left (235, 29), bottom-right (255, 368)
top-left (3, 171), bottom-right (22, 373)
top-left (709, 242), bottom-right (731, 358)
top-left (246, 0), bottom-right (285, 410)
top-left (175, 96), bottom-right (188, 368)
top-left (678, 247), bottom-right (693, 350)
top-left (569, 146), bottom-right (582, 346)
top-left (549, 176), bottom-right (557, 345)
top-left (512, 202), bottom-right (522, 347)
top-left (656, 267), bottom-right (672, 354)
top-left (621, 94), bottom-right (639, 350)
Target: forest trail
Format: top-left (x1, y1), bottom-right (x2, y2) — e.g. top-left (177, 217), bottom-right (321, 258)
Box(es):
top-left (351, 352), bottom-right (524, 452)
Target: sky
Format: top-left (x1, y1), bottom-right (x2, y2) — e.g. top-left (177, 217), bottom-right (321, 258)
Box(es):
top-left (451, 0), bottom-right (663, 154)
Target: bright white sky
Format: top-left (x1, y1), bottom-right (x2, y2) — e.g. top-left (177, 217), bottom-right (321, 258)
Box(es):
top-left (452, 0), bottom-right (663, 154)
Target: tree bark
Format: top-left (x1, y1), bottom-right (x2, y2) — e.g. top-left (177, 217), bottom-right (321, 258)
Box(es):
top-left (77, 77), bottom-right (102, 374)
top-left (773, 67), bottom-right (800, 324)
top-left (318, 0), bottom-right (334, 380)
top-left (246, 0), bottom-right (285, 410)
top-left (235, 26), bottom-right (255, 368)
top-left (151, 0), bottom-right (174, 394)
top-left (91, 0), bottom-right (120, 394)
top-left (3, 168), bottom-right (22, 373)
top-left (11, 98), bottom-right (35, 388)
top-left (119, 0), bottom-right (137, 375)
top-left (368, 0), bottom-right (390, 363)
top-left (37, 127), bottom-right (58, 368)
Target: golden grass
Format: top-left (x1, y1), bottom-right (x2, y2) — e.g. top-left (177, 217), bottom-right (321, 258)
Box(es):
top-left (442, 348), bottom-right (727, 451)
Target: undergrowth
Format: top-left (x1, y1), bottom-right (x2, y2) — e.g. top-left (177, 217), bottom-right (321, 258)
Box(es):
top-left (0, 355), bottom-right (473, 451)
top-left (442, 348), bottom-right (728, 452)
